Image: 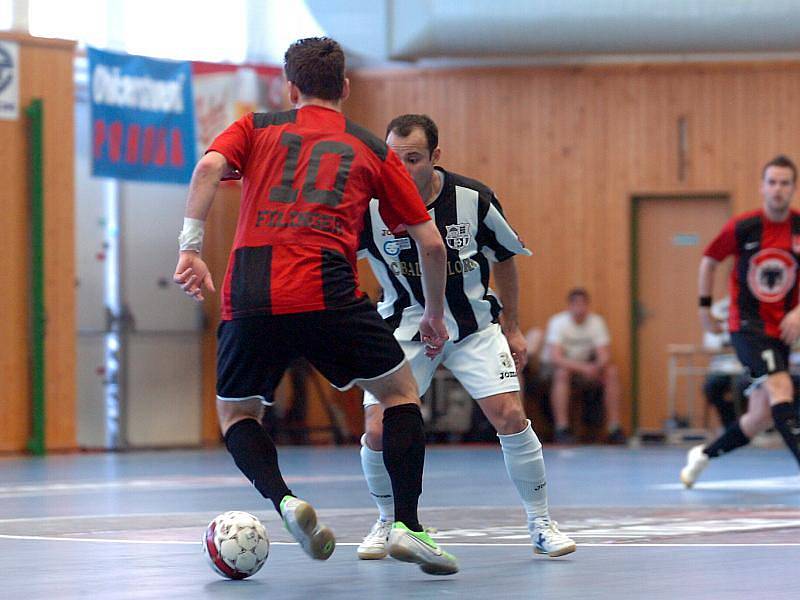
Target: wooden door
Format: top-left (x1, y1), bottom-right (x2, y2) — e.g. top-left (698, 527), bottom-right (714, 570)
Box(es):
top-left (635, 196), bottom-right (730, 431)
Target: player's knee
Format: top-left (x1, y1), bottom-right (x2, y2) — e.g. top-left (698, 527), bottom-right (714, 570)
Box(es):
top-left (364, 406), bottom-right (384, 450)
top-left (765, 372), bottom-right (793, 402)
top-left (362, 364), bottom-right (420, 408)
top-left (497, 407), bottom-right (528, 435)
top-left (375, 387), bottom-right (420, 409)
top-left (750, 397), bottom-right (772, 424)
top-left (364, 429), bottom-right (382, 451)
top-left (216, 398), bottom-right (264, 436)
top-left (483, 394), bottom-right (527, 435)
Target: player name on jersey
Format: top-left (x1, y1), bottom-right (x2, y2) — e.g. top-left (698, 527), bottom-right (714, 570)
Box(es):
top-left (255, 208), bottom-right (345, 235)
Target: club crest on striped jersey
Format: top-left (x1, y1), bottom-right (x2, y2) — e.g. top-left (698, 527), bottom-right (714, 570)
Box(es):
top-left (747, 248), bottom-right (797, 303)
top-left (445, 223), bottom-right (472, 250)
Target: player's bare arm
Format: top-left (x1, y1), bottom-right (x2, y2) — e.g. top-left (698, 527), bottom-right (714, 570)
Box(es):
top-left (493, 257), bottom-right (528, 370)
top-left (698, 255), bottom-right (723, 334)
top-left (406, 219), bottom-right (448, 356)
top-left (173, 151), bottom-right (228, 302)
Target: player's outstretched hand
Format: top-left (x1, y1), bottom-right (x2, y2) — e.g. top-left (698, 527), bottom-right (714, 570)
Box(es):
top-left (779, 308), bottom-right (800, 345)
top-left (173, 251), bottom-right (216, 302)
top-left (419, 312), bottom-right (449, 358)
top-left (503, 327), bottom-right (529, 371)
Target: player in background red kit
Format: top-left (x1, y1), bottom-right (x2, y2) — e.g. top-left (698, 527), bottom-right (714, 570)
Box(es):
top-left (172, 38), bottom-right (458, 575)
top-left (681, 155), bottom-right (800, 487)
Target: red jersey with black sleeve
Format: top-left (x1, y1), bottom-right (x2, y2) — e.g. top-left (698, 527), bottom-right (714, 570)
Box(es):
top-left (704, 208), bottom-right (800, 338)
top-left (207, 105), bottom-right (431, 319)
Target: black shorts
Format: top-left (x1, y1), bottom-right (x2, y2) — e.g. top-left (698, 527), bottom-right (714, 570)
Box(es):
top-left (730, 331), bottom-right (790, 380)
top-left (216, 297), bottom-right (406, 403)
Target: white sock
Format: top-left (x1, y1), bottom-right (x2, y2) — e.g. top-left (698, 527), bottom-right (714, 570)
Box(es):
top-left (359, 434), bottom-right (394, 522)
top-left (498, 420), bottom-right (550, 531)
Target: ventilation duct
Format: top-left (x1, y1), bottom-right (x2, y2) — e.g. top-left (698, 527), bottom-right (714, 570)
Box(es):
top-left (305, 1), bottom-right (800, 63)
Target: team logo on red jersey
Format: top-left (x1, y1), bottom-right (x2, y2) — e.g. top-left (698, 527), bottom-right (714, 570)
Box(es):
top-left (747, 248), bottom-right (798, 302)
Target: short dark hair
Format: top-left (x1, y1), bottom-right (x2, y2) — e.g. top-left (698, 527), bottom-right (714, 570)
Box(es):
top-left (284, 37), bottom-right (345, 101)
top-left (762, 154), bottom-right (797, 183)
top-left (386, 114), bottom-right (438, 156)
top-left (567, 288), bottom-right (589, 303)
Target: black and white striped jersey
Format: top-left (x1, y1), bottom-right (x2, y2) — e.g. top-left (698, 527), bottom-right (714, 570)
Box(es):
top-left (358, 166), bottom-right (531, 342)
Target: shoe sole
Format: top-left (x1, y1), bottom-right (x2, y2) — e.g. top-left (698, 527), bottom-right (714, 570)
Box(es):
top-left (680, 463), bottom-right (706, 489)
top-left (389, 535), bottom-right (459, 575)
top-left (534, 542), bottom-right (577, 557)
top-left (284, 501), bottom-right (336, 560)
top-left (357, 548), bottom-right (388, 560)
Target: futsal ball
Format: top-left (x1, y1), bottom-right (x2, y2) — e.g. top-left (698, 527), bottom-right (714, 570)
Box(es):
top-left (203, 511), bottom-right (269, 579)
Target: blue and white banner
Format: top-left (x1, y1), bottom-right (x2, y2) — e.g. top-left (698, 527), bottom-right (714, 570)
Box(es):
top-left (89, 47), bottom-right (196, 184)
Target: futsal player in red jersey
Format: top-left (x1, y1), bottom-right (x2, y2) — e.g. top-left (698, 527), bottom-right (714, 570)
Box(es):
top-left (172, 38), bottom-right (458, 575)
top-left (682, 155), bottom-right (800, 487)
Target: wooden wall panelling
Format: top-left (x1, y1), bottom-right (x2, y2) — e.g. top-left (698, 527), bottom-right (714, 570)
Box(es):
top-left (344, 62), bottom-right (800, 432)
top-left (0, 50), bottom-right (29, 452)
top-left (0, 33), bottom-right (76, 451)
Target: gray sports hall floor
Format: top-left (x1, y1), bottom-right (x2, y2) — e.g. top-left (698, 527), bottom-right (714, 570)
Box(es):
top-left (2, 444), bottom-right (799, 599)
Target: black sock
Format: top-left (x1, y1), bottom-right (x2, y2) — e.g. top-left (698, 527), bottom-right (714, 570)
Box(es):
top-left (383, 403), bottom-right (425, 532)
top-left (224, 418), bottom-right (293, 514)
top-left (704, 421), bottom-right (749, 458)
top-left (711, 399), bottom-right (738, 429)
top-left (770, 402), bottom-right (800, 468)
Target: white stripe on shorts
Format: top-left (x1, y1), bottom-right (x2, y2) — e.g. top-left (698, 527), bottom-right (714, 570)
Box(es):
top-left (333, 358), bottom-right (408, 392)
top-left (216, 394), bottom-right (273, 406)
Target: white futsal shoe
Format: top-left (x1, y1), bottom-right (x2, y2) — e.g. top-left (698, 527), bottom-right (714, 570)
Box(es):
top-left (531, 518), bottom-right (576, 557)
top-left (357, 519), bottom-right (393, 559)
top-left (388, 522), bottom-right (459, 575)
top-left (280, 496), bottom-right (336, 560)
top-left (680, 444), bottom-right (710, 488)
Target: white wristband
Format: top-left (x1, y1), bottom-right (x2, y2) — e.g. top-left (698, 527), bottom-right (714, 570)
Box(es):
top-left (179, 217), bottom-right (205, 253)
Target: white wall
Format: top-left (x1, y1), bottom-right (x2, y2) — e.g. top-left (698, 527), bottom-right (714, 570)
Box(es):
top-left (75, 94), bottom-right (202, 448)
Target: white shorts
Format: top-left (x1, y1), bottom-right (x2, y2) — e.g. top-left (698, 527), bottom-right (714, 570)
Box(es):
top-left (363, 323), bottom-right (520, 408)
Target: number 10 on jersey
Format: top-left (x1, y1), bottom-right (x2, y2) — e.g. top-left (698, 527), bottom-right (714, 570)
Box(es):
top-left (269, 132), bottom-right (355, 208)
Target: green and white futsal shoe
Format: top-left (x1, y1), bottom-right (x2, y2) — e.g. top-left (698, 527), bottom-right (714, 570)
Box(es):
top-left (531, 518), bottom-right (577, 557)
top-left (280, 495), bottom-right (336, 560)
top-left (387, 521), bottom-right (459, 575)
top-left (680, 444), bottom-right (710, 488)
top-left (357, 519), bottom-right (393, 559)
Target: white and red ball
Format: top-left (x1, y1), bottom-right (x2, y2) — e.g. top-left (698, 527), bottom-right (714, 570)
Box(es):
top-left (203, 511), bottom-right (269, 579)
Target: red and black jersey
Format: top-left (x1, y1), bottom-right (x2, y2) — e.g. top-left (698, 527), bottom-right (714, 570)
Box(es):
top-left (207, 106), bottom-right (430, 319)
top-left (704, 208), bottom-right (800, 338)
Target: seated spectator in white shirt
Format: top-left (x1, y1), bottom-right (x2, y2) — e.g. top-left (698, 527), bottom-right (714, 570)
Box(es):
top-left (544, 288), bottom-right (626, 444)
